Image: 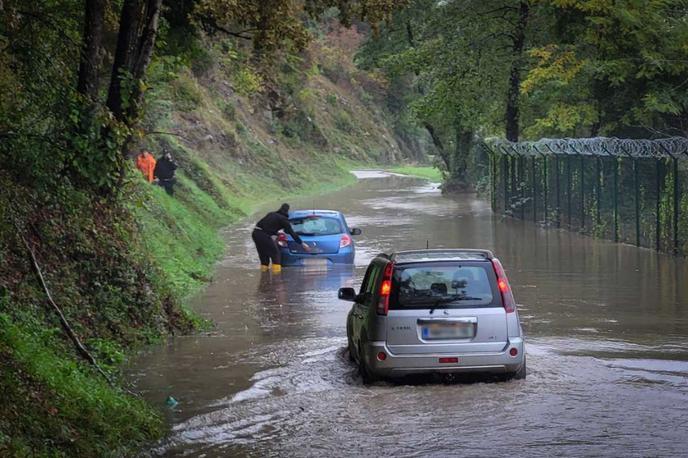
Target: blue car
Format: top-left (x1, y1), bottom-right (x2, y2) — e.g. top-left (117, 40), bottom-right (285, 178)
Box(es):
top-left (276, 210), bottom-right (361, 266)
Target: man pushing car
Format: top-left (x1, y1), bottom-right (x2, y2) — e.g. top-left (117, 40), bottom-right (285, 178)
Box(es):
top-left (252, 203), bottom-right (309, 273)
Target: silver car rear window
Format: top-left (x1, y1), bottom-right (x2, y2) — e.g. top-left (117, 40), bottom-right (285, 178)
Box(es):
top-left (390, 262), bottom-right (497, 309)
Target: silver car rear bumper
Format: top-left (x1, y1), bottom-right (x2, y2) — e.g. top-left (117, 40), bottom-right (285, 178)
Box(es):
top-left (364, 337), bottom-right (525, 378)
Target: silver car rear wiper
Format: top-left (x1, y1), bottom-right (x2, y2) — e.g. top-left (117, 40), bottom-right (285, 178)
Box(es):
top-left (429, 294), bottom-right (482, 314)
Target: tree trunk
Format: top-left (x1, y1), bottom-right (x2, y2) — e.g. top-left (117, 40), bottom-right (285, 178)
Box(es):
top-left (505, 1), bottom-right (529, 142)
top-left (405, 19), bottom-right (415, 47)
top-left (106, 0), bottom-right (142, 122)
top-left (77, 0), bottom-right (106, 100)
top-left (423, 121), bottom-right (451, 172)
top-left (105, 0), bottom-right (163, 153)
top-left (126, 0), bottom-right (163, 120)
top-left (252, 1), bottom-right (271, 60)
top-left (452, 127), bottom-right (473, 183)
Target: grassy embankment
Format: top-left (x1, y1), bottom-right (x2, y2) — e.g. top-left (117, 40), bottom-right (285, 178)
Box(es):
top-left (387, 165), bottom-right (443, 182)
top-left (0, 25), bottom-right (421, 457)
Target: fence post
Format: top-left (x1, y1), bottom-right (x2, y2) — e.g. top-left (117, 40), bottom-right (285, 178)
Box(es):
top-left (673, 157), bottom-right (679, 254)
top-left (532, 156), bottom-right (537, 222)
top-left (580, 155), bottom-right (585, 230)
top-left (566, 156), bottom-right (572, 227)
top-left (511, 155), bottom-right (517, 211)
top-left (634, 158), bottom-right (640, 247)
top-left (503, 155), bottom-right (509, 213)
top-left (555, 156), bottom-right (561, 228)
top-left (543, 155), bottom-right (549, 225)
top-left (519, 155), bottom-right (526, 220)
top-left (490, 150), bottom-right (496, 212)
top-left (656, 160), bottom-right (662, 251)
top-left (596, 157), bottom-right (601, 229)
top-left (613, 158), bottom-right (619, 243)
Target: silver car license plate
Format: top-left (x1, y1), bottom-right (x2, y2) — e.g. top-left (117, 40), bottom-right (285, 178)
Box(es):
top-left (421, 322), bottom-right (474, 340)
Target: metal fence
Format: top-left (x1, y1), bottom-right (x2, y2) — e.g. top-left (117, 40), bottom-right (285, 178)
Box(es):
top-left (484, 137), bottom-right (688, 255)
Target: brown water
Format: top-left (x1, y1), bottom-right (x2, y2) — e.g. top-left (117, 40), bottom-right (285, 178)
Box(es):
top-left (130, 171), bottom-right (688, 457)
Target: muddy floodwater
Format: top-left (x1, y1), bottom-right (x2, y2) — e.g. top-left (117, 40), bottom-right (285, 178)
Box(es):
top-left (130, 172), bottom-right (688, 457)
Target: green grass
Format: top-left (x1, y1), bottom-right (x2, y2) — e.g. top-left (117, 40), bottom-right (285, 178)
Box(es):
top-left (0, 315), bottom-right (162, 457)
top-left (387, 165), bottom-right (443, 182)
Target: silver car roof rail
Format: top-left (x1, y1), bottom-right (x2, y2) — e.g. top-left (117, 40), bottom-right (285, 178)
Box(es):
top-left (390, 249), bottom-right (494, 263)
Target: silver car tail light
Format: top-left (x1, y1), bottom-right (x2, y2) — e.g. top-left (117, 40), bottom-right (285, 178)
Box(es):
top-left (491, 258), bottom-right (516, 313)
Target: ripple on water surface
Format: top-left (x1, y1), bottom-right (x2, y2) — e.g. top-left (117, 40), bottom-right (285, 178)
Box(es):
top-left (155, 337), bottom-right (688, 457)
top-left (129, 173), bottom-right (688, 457)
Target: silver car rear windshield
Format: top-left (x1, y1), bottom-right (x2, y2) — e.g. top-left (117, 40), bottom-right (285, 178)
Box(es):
top-left (390, 262), bottom-right (499, 309)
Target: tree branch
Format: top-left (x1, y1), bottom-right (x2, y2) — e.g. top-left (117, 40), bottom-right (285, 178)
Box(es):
top-left (14, 220), bottom-right (125, 392)
top-left (16, 9), bottom-right (81, 48)
top-left (199, 17), bottom-right (255, 40)
top-left (144, 130), bottom-right (191, 141)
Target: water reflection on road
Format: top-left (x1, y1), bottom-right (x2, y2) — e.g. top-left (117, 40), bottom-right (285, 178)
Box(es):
top-left (130, 171), bottom-right (688, 457)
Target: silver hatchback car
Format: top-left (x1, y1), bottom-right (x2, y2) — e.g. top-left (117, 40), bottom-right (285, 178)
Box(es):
top-left (338, 249), bottom-right (525, 383)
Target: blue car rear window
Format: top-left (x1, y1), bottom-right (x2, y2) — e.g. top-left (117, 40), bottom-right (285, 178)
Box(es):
top-left (290, 216), bottom-right (343, 236)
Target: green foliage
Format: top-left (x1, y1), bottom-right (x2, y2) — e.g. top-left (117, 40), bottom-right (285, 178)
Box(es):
top-left (0, 314), bottom-right (162, 457)
top-left (325, 93), bottom-right (338, 105)
top-left (222, 101), bottom-right (237, 120)
top-left (233, 67), bottom-right (264, 96)
top-left (333, 109), bottom-right (356, 133)
top-left (524, 1), bottom-right (688, 137)
top-left (0, 2), bottom-right (417, 455)
top-left (360, 0), bottom-right (688, 188)
top-left (193, 0), bottom-right (404, 56)
top-left (357, 0), bottom-right (518, 183)
top-left (171, 72), bottom-right (204, 111)
top-left (296, 87), bottom-right (318, 112)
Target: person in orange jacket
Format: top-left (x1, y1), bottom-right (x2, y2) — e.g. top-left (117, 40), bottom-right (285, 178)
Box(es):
top-left (135, 150), bottom-right (156, 183)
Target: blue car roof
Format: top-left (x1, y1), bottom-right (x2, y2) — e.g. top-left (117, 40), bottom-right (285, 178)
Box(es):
top-left (289, 210), bottom-right (343, 218)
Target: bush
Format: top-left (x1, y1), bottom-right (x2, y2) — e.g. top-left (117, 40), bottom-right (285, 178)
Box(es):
top-left (221, 101), bottom-right (236, 120)
top-left (325, 93), bottom-right (338, 105)
top-left (233, 68), bottom-right (263, 96)
top-left (171, 73), bottom-right (203, 111)
top-left (333, 109), bottom-right (356, 133)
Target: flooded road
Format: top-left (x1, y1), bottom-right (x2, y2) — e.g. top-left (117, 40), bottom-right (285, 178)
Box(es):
top-left (131, 172), bottom-right (688, 457)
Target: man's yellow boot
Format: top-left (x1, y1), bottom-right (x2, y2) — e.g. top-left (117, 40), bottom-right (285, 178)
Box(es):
top-left (260, 265), bottom-right (269, 272)
top-left (271, 264), bottom-right (282, 273)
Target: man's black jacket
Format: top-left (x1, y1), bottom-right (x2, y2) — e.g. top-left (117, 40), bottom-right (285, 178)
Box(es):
top-left (154, 157), bottom-right (177, 180)
top-left (255, 211), bottom-right (303, 244)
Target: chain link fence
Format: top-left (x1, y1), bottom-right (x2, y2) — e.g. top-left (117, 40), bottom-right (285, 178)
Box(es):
top-left (484, 137), bottom-right (688, 255)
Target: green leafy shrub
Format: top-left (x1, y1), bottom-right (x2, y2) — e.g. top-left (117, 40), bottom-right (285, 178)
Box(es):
top-left (171, 72), bottom-right (203, 111)
top-left (325, 93), bottom-right (338, 105)
top-left (333, 109), bottom-right (355, 133)
top-left (222, 101), bottom-right (237, 120)
top-left (233, 68), bottom-right (263, 96)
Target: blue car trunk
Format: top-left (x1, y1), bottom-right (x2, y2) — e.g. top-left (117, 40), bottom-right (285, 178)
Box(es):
top-left (287, 234), bottom-right (341, 254)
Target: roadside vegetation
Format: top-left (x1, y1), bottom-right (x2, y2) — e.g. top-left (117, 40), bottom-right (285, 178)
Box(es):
top-left (358, 0), bottom-right (688, 189)
top-left (387, 166), bottom-right (443, 182)
top-left (0, 1), bottom-right (419, 455)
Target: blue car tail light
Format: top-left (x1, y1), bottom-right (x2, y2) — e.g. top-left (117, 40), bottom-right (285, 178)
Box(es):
top-left (340, 233), bottom-right (352, 248)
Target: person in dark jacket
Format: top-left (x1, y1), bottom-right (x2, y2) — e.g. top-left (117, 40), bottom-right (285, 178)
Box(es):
top-left (252, 203), bottom-right (309, 273)
top-left (154, 152), bottom-right (178, 196)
